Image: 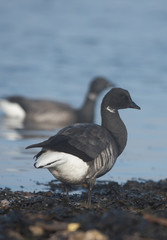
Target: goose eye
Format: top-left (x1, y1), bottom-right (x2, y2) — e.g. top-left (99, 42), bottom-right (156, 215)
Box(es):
top-left (120, 94), bottom-right (129, 103)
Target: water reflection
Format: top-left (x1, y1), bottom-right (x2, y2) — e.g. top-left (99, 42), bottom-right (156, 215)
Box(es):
top-left (0, 116), bottom-right (58, 141)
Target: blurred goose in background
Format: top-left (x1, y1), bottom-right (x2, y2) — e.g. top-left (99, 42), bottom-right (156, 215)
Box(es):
top-left (26, 88), bottom-right (140, 207)
top-left (0, 77), bottom-right (113, 130)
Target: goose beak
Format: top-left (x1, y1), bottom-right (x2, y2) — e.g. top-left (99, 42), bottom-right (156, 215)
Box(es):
top-left (130, 101), bottom-right (141, 110)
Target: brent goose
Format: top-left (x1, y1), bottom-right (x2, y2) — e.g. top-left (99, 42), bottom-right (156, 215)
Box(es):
top-left (0, 77), bottom-right (113, 129)
top-left (26, 88), bottom-right (140, 207)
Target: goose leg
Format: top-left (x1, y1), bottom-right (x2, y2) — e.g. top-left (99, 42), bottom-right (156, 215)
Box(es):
top-left (64, 184), bottom-right (69, 202)
top-left (88, 178), bottom-right (96, 208)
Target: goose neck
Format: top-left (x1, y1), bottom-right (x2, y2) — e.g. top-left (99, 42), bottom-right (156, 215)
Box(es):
top-left (78, 93), bottom-right (97, 123)
top-left (101, 109), bottom-right (127, 156)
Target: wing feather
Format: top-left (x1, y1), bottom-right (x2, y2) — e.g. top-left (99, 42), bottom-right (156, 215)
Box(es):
top-left (26, 123), bottom-right (115, 162)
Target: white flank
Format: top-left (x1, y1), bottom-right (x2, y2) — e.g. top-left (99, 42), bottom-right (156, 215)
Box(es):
top-left (35, 150), bottom-right (89, 184)
top-left (0, 100), bottom-right (26, 119)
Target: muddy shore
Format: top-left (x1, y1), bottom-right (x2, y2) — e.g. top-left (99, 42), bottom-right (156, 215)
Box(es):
top-left (0, 179), bottom-right (167, 240)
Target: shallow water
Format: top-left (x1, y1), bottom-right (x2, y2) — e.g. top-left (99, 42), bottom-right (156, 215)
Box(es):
top-left (0, 0), bottom-right (167, 191)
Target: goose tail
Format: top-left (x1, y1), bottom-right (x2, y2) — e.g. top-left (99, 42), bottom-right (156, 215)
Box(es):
top-left (26, 139), bottom-right (49, 149)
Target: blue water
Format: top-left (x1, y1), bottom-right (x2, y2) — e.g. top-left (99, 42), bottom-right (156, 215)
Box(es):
top-left (0, 0), bottom-right (166, 191)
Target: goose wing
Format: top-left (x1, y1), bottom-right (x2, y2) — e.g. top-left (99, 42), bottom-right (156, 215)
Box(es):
top-left (7, 96), bottom-right (74, 114)
top-left (26, 123), bottom-right (116, 162)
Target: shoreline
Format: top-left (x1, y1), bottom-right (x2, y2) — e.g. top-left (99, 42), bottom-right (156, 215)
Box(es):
top-left (0, 179), bottom-right (167, 240)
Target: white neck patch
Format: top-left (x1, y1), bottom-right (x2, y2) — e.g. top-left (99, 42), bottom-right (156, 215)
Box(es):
top-left (106, 106), bottom-right (116, 113)
top-left (88, 93), bottom-right (97, 101)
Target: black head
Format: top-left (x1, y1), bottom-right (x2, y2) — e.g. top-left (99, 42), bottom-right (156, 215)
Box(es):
top-left (89, 76), bottom-right (114, 95)
top-left (102, 88), bottom-right (140, 111)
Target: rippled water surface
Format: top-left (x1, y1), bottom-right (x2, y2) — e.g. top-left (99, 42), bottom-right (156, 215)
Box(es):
top-left (0, 0), bottom-right (167, 191)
